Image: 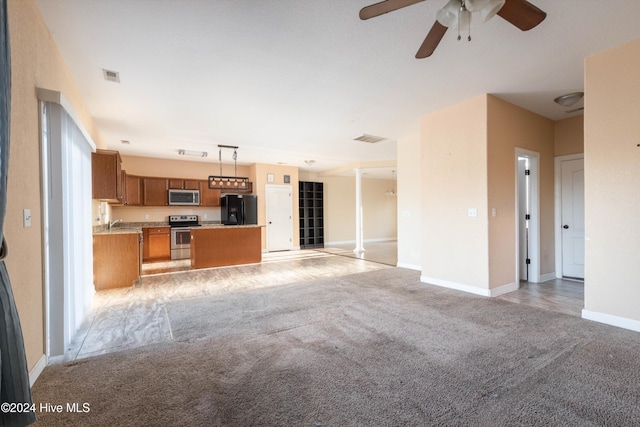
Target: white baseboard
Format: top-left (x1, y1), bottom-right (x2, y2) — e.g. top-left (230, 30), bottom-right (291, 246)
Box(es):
top-left (489, 282), bottom-right (519, 297)
top-left (420, 276), bottom-right (491, 297)
top-left (325, 238), bottom-right (397, 246)
top-left (29, 354), bottom-right (47, 387)
top-left (397, 262), bottom-right (421, 271)
top-left (420, 276), bottom-right (518, 298)
top-left (582, 309), bottom-right (640, 333)
top-left (539, 272), bottom-right (556, 282)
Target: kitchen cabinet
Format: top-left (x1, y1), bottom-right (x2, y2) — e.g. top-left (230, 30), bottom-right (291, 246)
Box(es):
top-left (143, 177), bottom-right (169, 206)
top-left (93, 232), bottom-right (142, 290)
top-left (169, 179), bottom-right (199, 190)
top-left (199, 180), bottom-right (221, 207)
top-left (142, 227), bottom-right (171, 262)
top-left (92, 149), bottom-right (123, 203)
top-left (124, 174), bottom-right (142, 206)
top-left (299, 181), bottom-right (324, 248)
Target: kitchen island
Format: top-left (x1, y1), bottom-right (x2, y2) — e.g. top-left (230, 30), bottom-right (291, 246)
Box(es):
top-left (190, 225), bottom-right (263, 269)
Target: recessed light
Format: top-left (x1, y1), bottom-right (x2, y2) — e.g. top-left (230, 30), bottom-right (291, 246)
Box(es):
top-left (120, 140), bottom-right (130, 145)
top-left (304, 160), bottom-right (316, 166)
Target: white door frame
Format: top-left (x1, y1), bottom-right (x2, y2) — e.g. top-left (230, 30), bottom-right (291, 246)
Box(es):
top-left (515, 148), bottom-right (541, 284)
top-left (265, 184), bottom-right (293, 252)
top-left (554, 153), bottom-right (584, 279)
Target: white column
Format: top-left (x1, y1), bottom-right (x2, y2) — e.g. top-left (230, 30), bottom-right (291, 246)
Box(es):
top-left (354, 168), bottom-right (365, 254)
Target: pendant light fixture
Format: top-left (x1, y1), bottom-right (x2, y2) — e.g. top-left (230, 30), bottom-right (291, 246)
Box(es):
top-left (208, 145), bottom-right (251, 192)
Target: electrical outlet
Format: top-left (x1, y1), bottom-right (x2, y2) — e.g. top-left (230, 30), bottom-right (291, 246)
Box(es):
top-left (468, 208), bottom-right (478, 218)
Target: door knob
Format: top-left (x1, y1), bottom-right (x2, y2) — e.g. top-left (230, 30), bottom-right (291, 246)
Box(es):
top-left (563, 225), bottom-right (569, 229)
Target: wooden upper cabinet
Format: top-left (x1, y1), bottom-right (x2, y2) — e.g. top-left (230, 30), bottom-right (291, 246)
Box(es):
top-left (168, 179), bottom-right (200, 190)
top-left (92, 149), bottom-right (123, 203)
top-left (199, 180), bottom-right (220, 207)
top-left (184, 180), bottom-right (200, 190)
top-left (143, 177), bottom-right (168, 206)
top-left (168, 179), bottom-right (183, 189)
top-left (124, 174), bottom-right (142, 206)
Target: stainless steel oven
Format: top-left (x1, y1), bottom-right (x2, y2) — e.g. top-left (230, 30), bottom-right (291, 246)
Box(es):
top-left (168, 215), bottom-right (199, 260)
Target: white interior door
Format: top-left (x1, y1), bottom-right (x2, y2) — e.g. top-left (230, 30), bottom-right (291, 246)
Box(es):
top-left (517, 158), bottom-right (529, 281)
top-left (561, 158), bottom-right (585, 279)
top-left (266, 185), bottom-right (293, 252)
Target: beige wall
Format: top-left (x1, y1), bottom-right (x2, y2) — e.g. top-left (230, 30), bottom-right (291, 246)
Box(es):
top-left (419, 95), bottom-right (554, 291)
top-left (249, 163), bottom-right (299, 250)
top-left (555, 115), bottom-right (584, 156)
top-left (299, 172), bottom-right (397, 244)
top-left (396, 133), bottom-right (421, 269)
top-left (421, 95), bottom-right (490, 289)
top-left (7, 0), bottom-right (103, 370)
top-left (487, 95), bottom-right (555, 287)
top-left (584, 38), bottom-right (640, 322)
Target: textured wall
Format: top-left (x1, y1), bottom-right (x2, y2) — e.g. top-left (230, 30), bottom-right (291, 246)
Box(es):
top-left (7, 0), bottom-right (102, 370)
top-left (584, 38), bottom-right (640, 322)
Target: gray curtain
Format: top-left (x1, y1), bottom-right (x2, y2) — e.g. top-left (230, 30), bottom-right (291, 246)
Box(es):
top-left (0, 0), bottom-right (37, 425)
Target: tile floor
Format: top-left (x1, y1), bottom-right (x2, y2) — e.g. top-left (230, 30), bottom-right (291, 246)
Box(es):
top-left (60, 244), bottom-right (585, 362)
top-left (60, 250), bottom-right (392, 362)
top-left (320, 240), bottom-right (398, 266)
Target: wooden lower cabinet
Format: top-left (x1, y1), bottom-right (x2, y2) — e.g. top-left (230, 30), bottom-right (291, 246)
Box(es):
top-left (143, 227), bottom-right (171, 262)
top-left (190, 226), bottom-right (261, 269)
top-left (93, 233), bottom-right (142, 291)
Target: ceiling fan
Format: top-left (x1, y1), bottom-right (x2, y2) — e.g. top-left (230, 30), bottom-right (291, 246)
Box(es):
top-left (359, 0), bottom-right (546, 58)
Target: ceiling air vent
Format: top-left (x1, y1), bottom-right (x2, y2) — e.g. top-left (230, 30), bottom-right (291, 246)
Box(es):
top-left (353, 134), bottom-right (388, 144)
top-left (102, 69), bottom-right (120, 83)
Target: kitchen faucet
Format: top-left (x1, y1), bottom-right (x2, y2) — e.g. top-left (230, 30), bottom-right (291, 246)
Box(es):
top-left (109, 218), bottom-right (122, 231)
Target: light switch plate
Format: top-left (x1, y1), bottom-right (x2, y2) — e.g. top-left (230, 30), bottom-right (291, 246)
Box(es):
top-left (23, 209), bottom-right (32, 227)
top-left (468, 208), bottom-right (478, 218)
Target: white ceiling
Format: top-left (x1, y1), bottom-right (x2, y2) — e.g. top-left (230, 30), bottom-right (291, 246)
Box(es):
top-left (34, 0), bottom-right (640, 178)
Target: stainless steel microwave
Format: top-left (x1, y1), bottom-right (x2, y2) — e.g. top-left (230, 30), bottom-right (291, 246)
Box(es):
top-left (168, 189), bottom-right (200, 206)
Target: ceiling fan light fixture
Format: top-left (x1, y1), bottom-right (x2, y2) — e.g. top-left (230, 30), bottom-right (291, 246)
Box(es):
top-left (480, 0), bottom-right (506, 23)
top-left (465, 0), bottom-right (490, 13)
top-left (458, 7), bottom-right (472, 29)
top-left (554, 92), bottom-right (584, 107)
top-left (436, 0), bottom-right (461, 27)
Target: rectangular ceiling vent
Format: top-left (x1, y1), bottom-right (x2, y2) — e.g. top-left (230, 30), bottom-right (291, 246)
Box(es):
top-left (353, 134), bottom-right (388, 144)
top-left (102, 69), bottom-right (120, 83)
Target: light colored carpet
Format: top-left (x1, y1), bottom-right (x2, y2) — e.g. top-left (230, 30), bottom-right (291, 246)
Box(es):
top-left (32, 268), bottom-right (640, 426)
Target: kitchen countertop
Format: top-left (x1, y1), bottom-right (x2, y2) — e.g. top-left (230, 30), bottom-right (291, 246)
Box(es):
top-left (93, 222), bottom-right (263, 235)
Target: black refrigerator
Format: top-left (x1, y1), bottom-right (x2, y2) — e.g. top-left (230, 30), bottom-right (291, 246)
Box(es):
top-left (221, 194), bottom-right (258, 225)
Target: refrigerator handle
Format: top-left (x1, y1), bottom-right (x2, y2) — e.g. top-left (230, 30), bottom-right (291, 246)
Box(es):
top-left (241, 199), bottom-right (246, 225)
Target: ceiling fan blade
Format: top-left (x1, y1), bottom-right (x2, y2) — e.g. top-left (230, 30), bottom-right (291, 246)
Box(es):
top-left (415, 21), bottom-right (448, 59)
top-left (497, 0), bottom-right (546, 31)
top-left (359, 0), bottom-right (425, 20)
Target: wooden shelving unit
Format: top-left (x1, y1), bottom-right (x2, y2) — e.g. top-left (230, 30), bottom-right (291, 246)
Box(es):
top-left (298, 181), bottom-right (324, 249)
